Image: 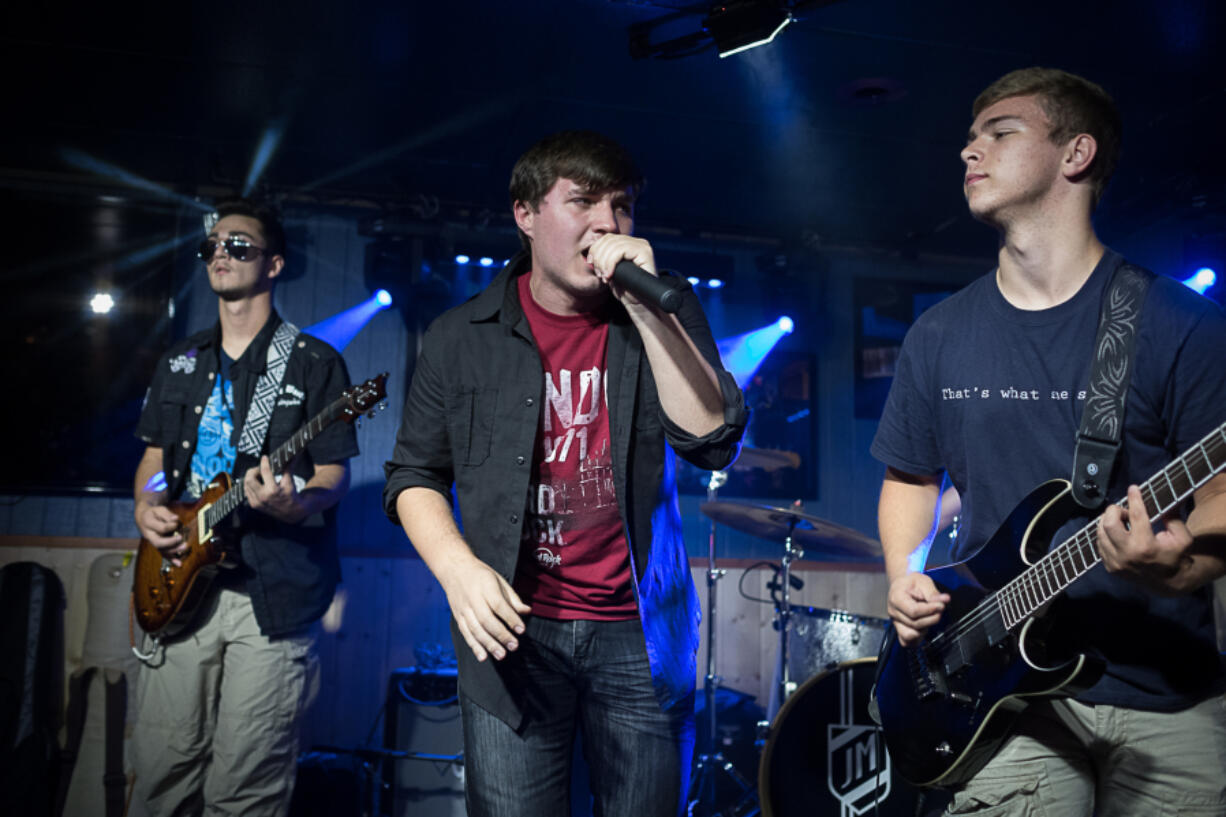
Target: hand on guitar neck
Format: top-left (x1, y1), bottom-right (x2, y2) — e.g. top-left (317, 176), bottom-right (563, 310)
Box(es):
top-left (243, 455), bottom-right (349, 525)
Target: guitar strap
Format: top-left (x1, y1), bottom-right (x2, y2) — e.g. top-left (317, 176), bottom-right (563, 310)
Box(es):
top-left (236, 320), bottom-right (300, 458)
top-left (1070, 262), bottom-right (1154, 509)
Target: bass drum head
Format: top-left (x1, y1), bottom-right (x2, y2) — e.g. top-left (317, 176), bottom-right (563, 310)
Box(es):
top-left (759, 658), bottom-right (922, 817)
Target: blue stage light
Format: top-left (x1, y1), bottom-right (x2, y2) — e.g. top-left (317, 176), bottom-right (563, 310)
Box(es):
top-left (305, 291), bottom-right (393, 351)
top-left (707, 279), bottom-right (724, 289)
top-left (479, 257), bottom-right (494, 267)
top-left (1182, 267), bottom-right (1216, 295)
top-left (455, 255), bottom-right (470, 265)
top-left (777, 316), bottom-right (794, 334)
top-left (687, 276), bottom-right (700, 286)
top-left (717, 318), bottom-right (792, 387)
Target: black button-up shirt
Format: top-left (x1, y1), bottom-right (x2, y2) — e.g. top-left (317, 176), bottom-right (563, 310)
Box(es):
top-left (137, 311), bottom-right (360, 637)
top-left (383, 256), bottom-right (747, 727)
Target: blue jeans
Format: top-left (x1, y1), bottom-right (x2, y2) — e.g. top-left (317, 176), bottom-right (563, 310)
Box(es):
top-left (460, 616), bottom-right (695, 817)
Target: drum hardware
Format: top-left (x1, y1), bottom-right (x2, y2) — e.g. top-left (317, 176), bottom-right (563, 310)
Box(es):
top-left (688, 469), bottom-right (758, 817)
top-left (729, 446), bottom-right (802, 473)
top-left (697, 501), bottom-right (883, 560)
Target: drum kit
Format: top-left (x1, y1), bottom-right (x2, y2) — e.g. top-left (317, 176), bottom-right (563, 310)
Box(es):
top-left (687, 448), bottom-right (923, 817)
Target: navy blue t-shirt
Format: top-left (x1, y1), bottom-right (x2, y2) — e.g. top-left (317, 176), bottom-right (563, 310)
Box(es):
top-left (871, 248), bottom-right (1226, 710)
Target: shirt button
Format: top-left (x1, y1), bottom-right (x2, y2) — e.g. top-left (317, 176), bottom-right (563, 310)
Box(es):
top-left (182, 440), bottom-right (191, 449)
top-left (509, 514), bottom-right (519, 525)
top-left (516, 456), bottom-right (525, 466)
top-left (208, 372), bottom-right (215, 380)
top-left (195, 405), bottom-right (203, 414)
top-left (525, 397), bottom-right (534, 407)
top-left (172, 469), bottom-right (180, 478)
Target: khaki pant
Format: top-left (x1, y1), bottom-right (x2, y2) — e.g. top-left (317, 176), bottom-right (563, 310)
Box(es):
top-left (946, 695), bottom-right (1226, 816)
top-left (129, 588), bottom-right (319, 817)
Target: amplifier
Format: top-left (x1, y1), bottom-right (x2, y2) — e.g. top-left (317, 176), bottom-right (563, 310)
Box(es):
top-left (381, 666), bottom-right (465, 817)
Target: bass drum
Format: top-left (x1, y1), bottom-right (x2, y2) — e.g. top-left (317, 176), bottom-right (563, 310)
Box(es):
top-left (759, 658), bottom-right (922, 817)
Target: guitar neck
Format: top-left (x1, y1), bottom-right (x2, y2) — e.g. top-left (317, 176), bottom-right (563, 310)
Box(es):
top-left (202, 392), bottom-right (354, 529)
top-left (999, 420), bottom-right (1226, 628)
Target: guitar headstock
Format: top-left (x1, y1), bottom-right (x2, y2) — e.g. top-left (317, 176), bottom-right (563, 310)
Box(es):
top-left (341, 372), bottom-right (389, 423)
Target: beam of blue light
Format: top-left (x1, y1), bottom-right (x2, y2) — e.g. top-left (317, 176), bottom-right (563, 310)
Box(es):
top-left (242, 123), bottom-right (286, 196)
top-left (115, 231), bottom-right (199, 271)
top-left (303, 291), bottom-right (393, 352)
top-left (1182, 267), bottom-right (1216, 294)
top-left (717, 319), bottom-right (792, 387)
top-left (300, 96), bottom-right (520, 191)
top-left (60, 148), bottom-right (211, 211)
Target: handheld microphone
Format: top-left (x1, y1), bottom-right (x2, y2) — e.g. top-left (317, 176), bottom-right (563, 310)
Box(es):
top-left (611, 259), bottom-right (683, 314)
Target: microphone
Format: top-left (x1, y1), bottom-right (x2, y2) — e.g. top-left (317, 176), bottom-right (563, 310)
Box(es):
top-left (611, 259), bottom-right (683, 313)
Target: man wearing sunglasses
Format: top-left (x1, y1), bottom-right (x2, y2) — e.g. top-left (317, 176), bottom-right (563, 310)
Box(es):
top-left (129, 199), bottom-right (359, 816)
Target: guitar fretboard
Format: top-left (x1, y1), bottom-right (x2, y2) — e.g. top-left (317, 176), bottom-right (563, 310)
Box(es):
top-left (933, 420), bottom-right (1226, 661)
top-left (200, 392), bottom-right (355, 531)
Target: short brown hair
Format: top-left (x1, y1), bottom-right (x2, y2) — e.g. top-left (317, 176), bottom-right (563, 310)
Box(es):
top-left (509, 130), bottom-right (645, 246)
top-left (973, 67), bottom-right (1121, 207)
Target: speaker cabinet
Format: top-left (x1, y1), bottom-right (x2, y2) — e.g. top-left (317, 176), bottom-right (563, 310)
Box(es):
top-left (381, 667), bottom-right (466, 817)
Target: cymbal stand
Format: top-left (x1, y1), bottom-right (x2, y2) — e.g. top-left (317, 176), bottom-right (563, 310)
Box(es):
top-left (766, 517), bottom-right (804, 722)
top-left (687, 470), bottom-right (754, 817)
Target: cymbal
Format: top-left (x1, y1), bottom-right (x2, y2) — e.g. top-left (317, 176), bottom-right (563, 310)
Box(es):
top-left (730, 446), bottom-right (801, 472)
top-left (699, 501), bottom-right (882, 558)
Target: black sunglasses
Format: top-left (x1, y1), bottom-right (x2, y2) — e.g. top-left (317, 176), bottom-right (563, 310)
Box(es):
top-left (198, 237), bottom-right (266, 262)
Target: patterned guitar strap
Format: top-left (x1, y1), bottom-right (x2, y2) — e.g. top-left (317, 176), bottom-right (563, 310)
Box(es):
top-left (236, 319), bottom-right (300, 459)
top-left (1070, 263), bottom-right (1155, 510)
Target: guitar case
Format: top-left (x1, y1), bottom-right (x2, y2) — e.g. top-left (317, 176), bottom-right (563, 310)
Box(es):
top-left (0, 561), bottom-right (66, 817)
top-left (56, 552), bottom-right (141, 817)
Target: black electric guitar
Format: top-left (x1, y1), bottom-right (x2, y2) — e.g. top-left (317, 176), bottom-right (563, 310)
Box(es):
top-left (133, 373), bottom-right (388, 638)
top-left (872, 419), bottom-right (1226, 788)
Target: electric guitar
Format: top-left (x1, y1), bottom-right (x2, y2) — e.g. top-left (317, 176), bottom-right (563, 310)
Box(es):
top-left (133, 372), bottom-right (388, 638)
top-left (871, 419), bottom-right (1226, 787)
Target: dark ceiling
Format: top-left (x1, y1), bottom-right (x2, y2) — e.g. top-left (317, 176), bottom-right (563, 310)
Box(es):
top-left (4, 0), bottom-right (1224, 260)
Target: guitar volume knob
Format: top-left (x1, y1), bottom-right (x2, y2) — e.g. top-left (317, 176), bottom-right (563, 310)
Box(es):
top-left (936, 741), bottom-right (953, 756)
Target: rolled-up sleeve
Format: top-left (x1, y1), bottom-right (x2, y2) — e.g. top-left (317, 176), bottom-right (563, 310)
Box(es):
top-left (382, 324), bottom-right (455, 522)
top-left (658, 284), bottom-right (748, 471)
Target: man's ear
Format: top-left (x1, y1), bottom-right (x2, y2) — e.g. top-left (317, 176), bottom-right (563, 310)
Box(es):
top-left (265, 254), bottom-right (285, 280)
top-left (1063, 133), bottom-right (1098, 181)
top-left (512, 199), bottom-right (535, 241)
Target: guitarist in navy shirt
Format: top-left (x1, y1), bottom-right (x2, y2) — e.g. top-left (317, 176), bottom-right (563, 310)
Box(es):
top-left (871, 68), bottom-right (1226, 815)
top-left (130, 199), bottom-right (358, 816)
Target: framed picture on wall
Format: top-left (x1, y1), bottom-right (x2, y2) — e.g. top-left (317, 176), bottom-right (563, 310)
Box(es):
top-left (854, 277), bottom-right (955, 419)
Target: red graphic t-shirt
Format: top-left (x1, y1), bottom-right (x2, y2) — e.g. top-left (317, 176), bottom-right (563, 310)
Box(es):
top-left (513, 273), bottom-right (637, 620)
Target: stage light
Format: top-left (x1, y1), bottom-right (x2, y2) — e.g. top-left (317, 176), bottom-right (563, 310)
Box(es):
top-left (707, 279), bottom-right (724, 289)
top-left (1182, 267), bottom-right (1216, 295)
top-left (687, 276), bottom-right (701, 286)
top-left (717, 317), bottom-right (793, 387)
top-left (455, 254), bottom-right (470, 265)
top-left (705, 1), bottom-right (794, 59)
top-left (304, 290), bottom-right (394, 351)
top-left (777, 316), bottom-right (794, 333)
top-left (479, 257), bottom-right (494, 267)
top-left (90, 292), bottom-right (115, 314)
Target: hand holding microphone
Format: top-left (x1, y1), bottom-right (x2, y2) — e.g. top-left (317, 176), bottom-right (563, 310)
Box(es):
top-left (589, 235), bottom-right (683, 314)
